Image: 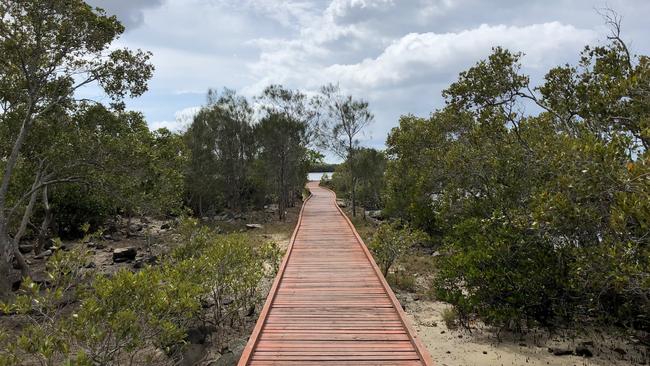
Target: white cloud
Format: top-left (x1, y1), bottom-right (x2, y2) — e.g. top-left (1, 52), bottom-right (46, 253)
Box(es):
top-left (325, 22), bottom-right (597, 88)
top-left (112, 0), bottom-right (650, 153)
top-left (149, 106), bottom-right (200, 132)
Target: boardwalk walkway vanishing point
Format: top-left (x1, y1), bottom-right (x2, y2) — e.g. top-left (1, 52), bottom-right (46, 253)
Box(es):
top-left (238, 182), bottom-right (433, 365)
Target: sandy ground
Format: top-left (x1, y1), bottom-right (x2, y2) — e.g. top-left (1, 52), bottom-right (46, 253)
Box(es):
top-left (402, 296), bottom-right (648, 366)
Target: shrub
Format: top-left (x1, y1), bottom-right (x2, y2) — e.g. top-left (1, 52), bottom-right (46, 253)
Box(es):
top-left (0, 219), bottom-right (282, 366)
top-left (441, 307), bottom-right (458, 329)
top-left (388, 271), bottom-right (416, 292)
top-left (369, 221), bottom-right (427, 277)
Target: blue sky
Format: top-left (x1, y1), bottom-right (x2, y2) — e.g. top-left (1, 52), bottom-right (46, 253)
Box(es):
top-left (86, 0), bottom-right (650, 154)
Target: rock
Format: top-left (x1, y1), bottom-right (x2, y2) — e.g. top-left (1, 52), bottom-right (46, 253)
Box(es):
top-left (112, 247), bottom-right (137, 263)
top-left (85, 262), bottom-right (96, 269)
top-left (34, 250), bottom-right (52, 259)
top-left (227, 337), bottom-right (247, 356)
top-left (133, 255), bottom-right (158, 269)
top-left (245, 223), bottom-right (264, 230)
top-left (31, 274), bottom-right (51, 287)
top-left (575, 346), bottom-right (593, 357)
top-left (548, 348), bottom-right (573, 356)
top-left (12, 279), bottom-right (22, 291)
top-left (366, 210), bottom-right (384, 219)
top-left (186, 325), bottom-right (215, 344)
top-left (336, 200), bottom-right (347, 208)
top-left (223, 298), bottom-right (234, 306)
top-left (518, 343), bottom-right (527, 347)
top-left (214, 351), bottom-right (237, 366)
top-left (246, 305), bottom-right (256, 317)
top-left (613, 347), bottom-right (626, 356)
top-left (180, 344), bottom-right (207, 366)
top-left (160, 223), bottom-right (171, 230)
top-left (482, 351), bottom-right (488, 354)
top-left (440, 330), bottom-right (446, 334)
top-left (103, 234), bottom-right (113, 241)
top-left (18, 244), bottom-right (34, 254)
top-left (132, 224), bottom-right (144, 232)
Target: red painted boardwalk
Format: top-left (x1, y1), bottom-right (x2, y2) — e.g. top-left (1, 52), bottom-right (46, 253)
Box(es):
top-left (238, 182), bottom-right (433, 365)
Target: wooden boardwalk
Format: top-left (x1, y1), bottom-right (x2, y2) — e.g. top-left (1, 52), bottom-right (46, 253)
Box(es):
top-left (238, 182), bottom-right (433, 365)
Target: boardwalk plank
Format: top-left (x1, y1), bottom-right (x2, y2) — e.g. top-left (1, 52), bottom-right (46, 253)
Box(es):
top-left (237, 182), bottom-right (433, 366)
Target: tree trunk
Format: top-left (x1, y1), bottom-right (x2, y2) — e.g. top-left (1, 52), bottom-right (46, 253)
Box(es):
top-left (0, 108), bottom-right (34, 296)
top-left (0, 233), bottom-right (13, 298)
top-left (351, 180), bottom-right (357, 217)
top-left (126, 215), bottom-right (133, 238)
top-left (11, 177), bottom-right (41, 279)
top-left (36, 185), bottom-right (53, 254)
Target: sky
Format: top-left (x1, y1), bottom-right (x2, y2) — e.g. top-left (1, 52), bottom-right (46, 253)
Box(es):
top-left (85, 0), bottom-right (650, 156)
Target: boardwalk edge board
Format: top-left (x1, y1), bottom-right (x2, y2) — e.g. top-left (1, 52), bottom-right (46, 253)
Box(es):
top-left (238, 184), bottom-right (434, 365)
top-left (238, 193), bottom-right (312, 365)
top-left (325, 186), bottom-right (434, 366)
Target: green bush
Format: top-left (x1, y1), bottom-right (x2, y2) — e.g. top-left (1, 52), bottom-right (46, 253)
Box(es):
top-left (0, 218), bottom-right (282, 365)
top-left (441, 307), bottom-right (458, 329)
top-left (388, 271), bottom-right (416, 292)
top-left (369, 221), bottom-right (427, 277)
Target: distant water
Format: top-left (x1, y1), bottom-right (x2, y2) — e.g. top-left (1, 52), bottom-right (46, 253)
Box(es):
top-left (308, 172), bottom-right (331, 181)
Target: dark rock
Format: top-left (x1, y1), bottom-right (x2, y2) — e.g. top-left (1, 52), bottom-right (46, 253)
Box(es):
top-left (214, 351), bottom-right (237, 366)
top-left (134, 255), bottom-right (158, 269)
top-left (12, 279), bottom-right (22, 291)
top-left (132, 224), bottom-right (144, 232)
top-left (575, 346), bottom-right (593, 357)
top-left (112, 247), bottom-right (137, 263)
top-left (88, 241), bottom-right (105, 249)
top-left (518, 343), bottom-right (527, 347)
top-left (613, 347), bottom-right (626, 355)
top-left (160, 223), bottom-right (171, 230)
top-left (180, 344), bottom-right (207, 366)
top-left (366, 210), bottom-right (385, 220)
top-left (246, 305), bottom-right (256, 317)
top-left (227, 337), bottom-right (247, 357)
top-left (85, 262), bottom-right (96, 269)
top-left (18, 244), bottom-right (34, 254)
top-left (440, 331), bottom-right (446, 334)
top-left (482, 351), bottom-right (488, 354)
top-left (186, 325), bottom-right (215, 344)
top-left (31, 274), bottom-right (51, 287)
top-left (11, 259), bottom-right (21, 269)
top-left (548, 348), bottom-right (573, 356)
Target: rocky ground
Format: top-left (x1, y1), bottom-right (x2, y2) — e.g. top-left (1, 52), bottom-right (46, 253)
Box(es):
top-left (399, 292), bottom-right (648, 366)
top-left (3, 204), bottom-right (302, 366)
